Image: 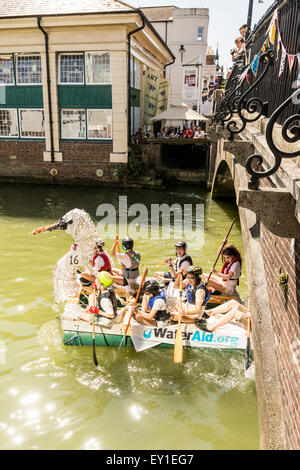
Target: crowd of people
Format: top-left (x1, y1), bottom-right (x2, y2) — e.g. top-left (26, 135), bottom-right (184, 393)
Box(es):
top-left (77, 237), bottom-right (250, 333)
top-left (157, 123), bottom-right (207, 139)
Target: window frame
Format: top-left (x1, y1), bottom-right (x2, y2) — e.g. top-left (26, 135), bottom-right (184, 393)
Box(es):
top-left (18, 108), bottom-right (45, 139)
top-left (58, 53), bottom-right (85, 85)
top-left (0, 108), bottom-right (19, 138)
top-left (85, 51), bottom-right (111, 86)
top-left (60, 108), bottom-right (87, 140)
top-left (0, 54), bottom-right (15, 86)
top-left (197, 27), bottom-right (204, 42)
top-left (87, 108), bottom-right (112, 140)
top-left (16, 54), bottom-right (42, 86)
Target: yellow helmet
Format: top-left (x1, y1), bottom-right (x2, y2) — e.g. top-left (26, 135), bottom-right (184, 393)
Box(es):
top-left (98, 271), bottom-right (114, 288)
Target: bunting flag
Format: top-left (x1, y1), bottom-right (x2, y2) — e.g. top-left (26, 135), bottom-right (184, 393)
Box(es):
top-left (278, 46), bottom-right (287, 77)
top-left (246, 73), bottom-right (250, 84)
top-left (251, 53), bottom-right (260, 77)
top-left (262, 38), bottom-right (271, 53)
top-left (298, 54), bottom-right (300, 84)
top-left (266, 9), bottom-right (278, 44)
top-left (276, 30), bottom-right (281, 61)
top-left (288, 54), bottom-right (296, 72)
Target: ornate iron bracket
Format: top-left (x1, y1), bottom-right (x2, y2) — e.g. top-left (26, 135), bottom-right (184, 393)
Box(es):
top-left (246, 89), bottom-right (300, 189)
top-left (227, 51), bottom-right (274, 141)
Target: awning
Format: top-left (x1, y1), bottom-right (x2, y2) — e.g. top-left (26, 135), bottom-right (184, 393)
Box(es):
top-left (151, 104), bottom-right (208, 121)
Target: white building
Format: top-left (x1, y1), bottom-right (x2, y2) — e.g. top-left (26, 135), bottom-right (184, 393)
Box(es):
top-left (142, 6), bottom-right (209, 108)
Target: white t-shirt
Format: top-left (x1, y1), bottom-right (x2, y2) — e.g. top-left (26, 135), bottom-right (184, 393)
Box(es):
top-left (151, 298), bottom-right (166, 312)
top-left (227, 261), bottom-right (241, 281)
top-left (94, 251), bottom-right (114, 272)
top-left (116, 252), bottom-right (131, 269)
top-left (223, 261), bottom-right (241, 294)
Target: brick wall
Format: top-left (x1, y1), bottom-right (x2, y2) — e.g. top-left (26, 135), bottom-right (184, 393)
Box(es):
top-left (0, 140), bottom-right (117, 184)
top-left (260, 224), bottom-right (300, 450)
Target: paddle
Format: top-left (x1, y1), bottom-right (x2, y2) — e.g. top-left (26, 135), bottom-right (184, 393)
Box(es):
top-left (117, 267), bottom-right (148, 352)
top-left (174, 273), bottom-right (183, 364)
top-left (245, 314), bottom-right (252, 370)
top-left (89, 287), bottom-right (99, 367)
top-left (205, 218), bottom-right (236, 286)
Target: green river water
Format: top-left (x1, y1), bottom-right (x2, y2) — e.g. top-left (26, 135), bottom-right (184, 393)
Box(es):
top-left (0, 183), bottom-right (259, 450)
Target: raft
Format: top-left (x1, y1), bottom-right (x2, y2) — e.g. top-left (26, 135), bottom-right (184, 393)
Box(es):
top-left (61, 302), bottom-right (249, 352)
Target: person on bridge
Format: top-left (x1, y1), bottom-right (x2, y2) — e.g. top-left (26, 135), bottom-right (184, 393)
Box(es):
top-left (202, 244), bottom-right (242, 296)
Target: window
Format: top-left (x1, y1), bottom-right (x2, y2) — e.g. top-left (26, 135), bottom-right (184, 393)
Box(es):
top-left (59, 54), bottom-right (84, 84)
top-left (16, 55), bottom-right (42, 84)
top-left (87, 109), bottom-right (112, 139)
top-left (19, 109), bottom-right (45, 138)
top-left (0, 55), bottom-right (14, 85)
top-left (0, 109), bottom-right (18, 137)
top-left (197, 28), bottom-right (203, 41)
top-left (85, 52), bottom-right (110, 84)
top-left (130, 57), bottom-right (141, 89)
top-left (61, 109), bottom-right (86, 139)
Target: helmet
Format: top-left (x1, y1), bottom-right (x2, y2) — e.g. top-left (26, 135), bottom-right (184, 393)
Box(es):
top-left (98, 271), bottom-right (114, 288)
top-left (185, 265), bottom-right (202, 277)
top-left (144, 279), bottom-right (160, 295)
top-left (175, 241), bottom-right (187, 250)
top-left (95, 238), bottom-right (105, 248)
top-left (122, 237), bottom-right (134, 250)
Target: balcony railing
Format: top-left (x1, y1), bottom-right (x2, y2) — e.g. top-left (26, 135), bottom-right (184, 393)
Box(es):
top-left (212, 0), bottom-right (299, 188)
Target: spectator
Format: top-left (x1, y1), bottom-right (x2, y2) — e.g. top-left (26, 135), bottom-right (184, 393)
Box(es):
top-left (239, 24), bottom-right (247, 39)
top-left (183, 127), bottom-right (193, 138)
top-left (134, 128), bottom-right (144, 144)
top-left (194, 127), bottom-right (205, 139)
top-left (231, 37), bottom-right (245, 66)
top-left (157, 128), bottom-right (165, 138)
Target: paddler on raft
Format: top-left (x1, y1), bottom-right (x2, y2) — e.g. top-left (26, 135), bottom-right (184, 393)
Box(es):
top-left (169, 266), bottom-right (211, 324)
top-left (79, 238), bottom-right (114, 285)
top-left (154, 241), bottom-right (193, 284)
top-left (134, 279), bottom-right (170, 327)
top-left (202, 244), bottom-right (242, 297)
top-left (78, 271), bottom-right (129, 326)
top-left (110, 236), bottom-right (141, 294)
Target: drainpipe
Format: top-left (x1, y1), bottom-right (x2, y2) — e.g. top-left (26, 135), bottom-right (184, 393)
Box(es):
top-left (127, 14), bottom-right (145, 149)
top-left (37, 16), bottom-right (55, 163)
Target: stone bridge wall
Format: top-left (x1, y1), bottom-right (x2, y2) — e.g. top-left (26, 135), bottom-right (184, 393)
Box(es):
top-left (208, 116), bottom-right (300, 450)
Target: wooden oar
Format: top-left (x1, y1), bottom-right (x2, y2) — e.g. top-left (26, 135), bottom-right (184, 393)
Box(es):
top-left (117, 267), bottom-right (148, 352)
top-left (245, 315), bottom-right (252, 370)
top-left (205, 217), bottom-right (236, 286)
top-left (174, 273), bottom-right (183, 364)
top-left (89, 287), bottom-right (99, 367)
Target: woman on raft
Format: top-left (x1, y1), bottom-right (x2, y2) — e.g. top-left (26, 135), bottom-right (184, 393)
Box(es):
top-left (170, 266), bottom-right (211, 324)
top-left (154, 241), bottom-right (193, 284)
top-left (202, 244), bottom-right (242, 296)
top-left (134, 279), bottom-right (170, 327)
top-left (196, 299), bottom-right (251, 332)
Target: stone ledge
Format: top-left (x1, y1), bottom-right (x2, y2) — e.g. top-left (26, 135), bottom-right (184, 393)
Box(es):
top-left (238, 187), bottom-right (300, 238)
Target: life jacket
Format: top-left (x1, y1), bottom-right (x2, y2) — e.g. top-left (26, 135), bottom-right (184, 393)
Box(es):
top-left (185, 283), bottom-right (211, 306)
top-left (121, 250), bottom-right (140, 280)
top-left (148, 290), bottom-right (167, 321)
top-left (221, 257), bottom-right (241, 284)
top-left (92, 251), bottom-right (112, 273)
top-left (174, 253), bottom-right (193, 272)
top-left (96, 286), bottom-right (117, 318)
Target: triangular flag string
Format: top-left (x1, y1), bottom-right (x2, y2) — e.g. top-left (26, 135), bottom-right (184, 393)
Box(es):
top-left (288, 54), bottom-right (296, 72)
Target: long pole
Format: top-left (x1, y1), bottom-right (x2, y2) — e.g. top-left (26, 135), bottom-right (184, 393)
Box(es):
top-left (246, 0), bottom-right (254, 39)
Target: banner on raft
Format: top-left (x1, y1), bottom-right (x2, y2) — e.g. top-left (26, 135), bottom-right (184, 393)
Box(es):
top-left (130, 322), bottom-right (247, 352)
